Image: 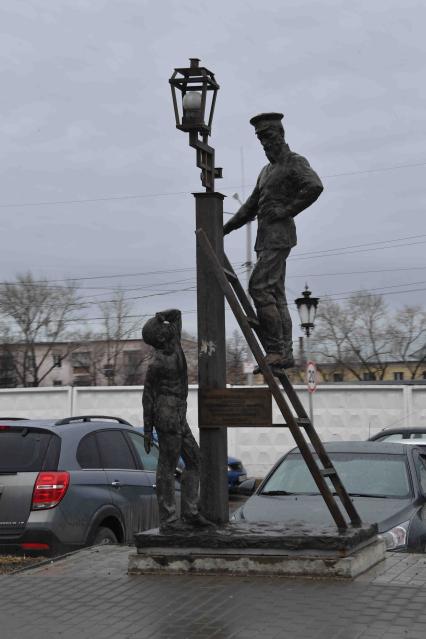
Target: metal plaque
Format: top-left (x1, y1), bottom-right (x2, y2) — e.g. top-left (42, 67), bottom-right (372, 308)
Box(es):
top-left (199, 388), bottom-right (272, 427)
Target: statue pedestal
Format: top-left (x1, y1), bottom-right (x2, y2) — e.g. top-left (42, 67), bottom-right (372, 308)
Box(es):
top-left (129, 522), bottom-right (385, 579)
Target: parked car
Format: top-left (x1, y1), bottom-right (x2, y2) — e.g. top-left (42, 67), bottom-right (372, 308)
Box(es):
top-left (227, 456), bottom-right (247, 491)
top-left (134, 427), bottom-right (248, 490)
top-left (0, 415), bottom-right (168, 555)
top-left (231, 441), bottom-right (426, 552)
top-left (369, 427), bottom-right (426, 442)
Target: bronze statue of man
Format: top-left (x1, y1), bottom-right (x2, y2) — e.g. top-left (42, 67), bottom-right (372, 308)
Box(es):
top-left (224, 113), bottom-right (323, 374)
top-left (142, 309), bottom-right (211, 532)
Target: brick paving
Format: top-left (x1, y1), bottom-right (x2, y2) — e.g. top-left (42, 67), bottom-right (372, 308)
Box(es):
top-left (1, 546), bottom-right (426, 638)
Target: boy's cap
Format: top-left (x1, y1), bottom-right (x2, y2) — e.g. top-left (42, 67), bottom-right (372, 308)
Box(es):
top-left (142, 316), bottom-right (162, 347)
top-left (250, 112), bottom-right (284, 133)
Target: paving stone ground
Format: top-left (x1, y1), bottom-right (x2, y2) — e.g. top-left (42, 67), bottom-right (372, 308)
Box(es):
top-left (1, 546), bottom-right (426, 639)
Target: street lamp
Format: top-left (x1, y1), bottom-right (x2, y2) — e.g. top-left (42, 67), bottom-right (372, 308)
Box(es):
top-left (295, 285), bottom-right (319, 338)
top-left (169, 58), bottom-right (222, 191)
top-left (295, 285), bottom-right (319, 426)
top-left (169, 58), bottom-right (228, 524)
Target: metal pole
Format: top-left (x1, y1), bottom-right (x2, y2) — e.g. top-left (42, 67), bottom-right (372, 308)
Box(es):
top-left (306, 328), bottom-right (314, 428)
top-left (240, 148), bottom-right (253, 299)
top-left (234, 161), bottom-right (254, 387)
top-left (195, 192), bottom-right (229, 524)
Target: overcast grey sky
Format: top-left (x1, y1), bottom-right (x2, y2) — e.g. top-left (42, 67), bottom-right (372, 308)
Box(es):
top-left (1, 0), bottom-right (425, 338)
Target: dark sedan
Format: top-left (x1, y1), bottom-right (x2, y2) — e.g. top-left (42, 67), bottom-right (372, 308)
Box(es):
top-left (232, 441), bottom-right (426, 552)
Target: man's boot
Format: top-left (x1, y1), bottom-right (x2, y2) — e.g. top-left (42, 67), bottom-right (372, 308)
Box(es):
top-left (253, 352), bottom-right (295, 375)
top-left (252, 304), bottom-right (294, 374)
top-left (182, 512), bottom-right (215, 528)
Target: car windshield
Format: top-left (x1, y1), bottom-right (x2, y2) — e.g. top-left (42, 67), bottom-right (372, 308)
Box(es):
top-left (261, 452), bottom-right (411, 499)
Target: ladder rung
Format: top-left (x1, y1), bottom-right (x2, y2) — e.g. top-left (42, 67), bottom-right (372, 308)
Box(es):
top-left (320, 468), bottom-right (337, 477)
top-left (296, 418), bottom-right (311, 428)
top-left (223, 268), bottom-right (238, 282)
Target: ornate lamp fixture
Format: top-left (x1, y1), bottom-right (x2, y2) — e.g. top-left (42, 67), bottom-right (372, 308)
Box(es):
top-left (169, 58), bottom-right (222, 191)
top-left (295, 285), bottom-right (319, 337)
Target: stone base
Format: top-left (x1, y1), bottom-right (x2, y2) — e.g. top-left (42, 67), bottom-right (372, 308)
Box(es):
top-left (129, 522), bottom-right (386, 579)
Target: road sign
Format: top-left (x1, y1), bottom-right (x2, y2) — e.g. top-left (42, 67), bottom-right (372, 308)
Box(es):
top-left (306, 360), bottom-right (317, 393)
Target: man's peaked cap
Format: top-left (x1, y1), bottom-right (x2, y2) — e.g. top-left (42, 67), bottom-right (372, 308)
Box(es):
top-left (250, 112), bottom-right (284, 133)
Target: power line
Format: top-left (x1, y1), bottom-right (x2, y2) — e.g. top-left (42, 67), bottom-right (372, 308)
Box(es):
top-left (0, 270), bottom-right (424, 316)
top-left (323, 286), bottom-right (426, 302)
top-left (0, 267), bottom-right (423, 316)
top-left (291, 239), bottom-right (426, 261)
top-left (0, 284), bottom-right (197, 313)
top-left (0, 190), bottom-right (191, 209)
top-left (323, 160), bottom-right (426, 180)
top-left (289, 264), bottom-right (426, 279)
top-left (292, 233), bottom-right (426, 258)
top-left (317, 279), bottom-right (426, 299)
top-left (1, 234), bottom-right (425, 287)
top-left (1, 262), bottom-right (425, 293)
top-left (6, 273), bottom-right (422, 313)
top-left (1, 160), bottom-right (425, 209)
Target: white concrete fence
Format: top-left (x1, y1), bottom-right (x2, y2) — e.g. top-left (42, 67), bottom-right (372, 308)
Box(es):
top-left (1, 384), bottom-right (425, 477)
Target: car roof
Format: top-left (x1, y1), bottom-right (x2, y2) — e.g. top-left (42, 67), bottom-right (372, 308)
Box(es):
top-left (371, 427), bottom-right (426, 437)
top-left (380, 439), bottom-right (426, 446)
top-left (288, 440), bottom-right (417, 455)
top-left (0, 417), bottom-right (135, 436)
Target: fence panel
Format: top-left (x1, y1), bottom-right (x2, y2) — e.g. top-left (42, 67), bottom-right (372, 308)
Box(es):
top-left (0, 384), bottom-right (425, 477)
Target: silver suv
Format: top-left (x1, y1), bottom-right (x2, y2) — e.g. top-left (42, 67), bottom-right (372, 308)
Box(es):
top-left (0, 416), bottom-right (165, 554)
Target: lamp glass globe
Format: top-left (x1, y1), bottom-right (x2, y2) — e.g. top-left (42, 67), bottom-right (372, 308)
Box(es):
top-left (183, 91), bottom-right (202, 110)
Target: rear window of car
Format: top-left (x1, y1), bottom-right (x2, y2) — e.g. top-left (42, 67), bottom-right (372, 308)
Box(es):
top-left (0, 427), bottom-right (60, 472)
top-left (77, 433), bottom-right (101, 469)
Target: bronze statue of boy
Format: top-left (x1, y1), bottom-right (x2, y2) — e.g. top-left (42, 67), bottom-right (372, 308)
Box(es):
top-left (224, 113), bottom-right (323, 374)
top-left (142, 309), bottom-right (211, 533)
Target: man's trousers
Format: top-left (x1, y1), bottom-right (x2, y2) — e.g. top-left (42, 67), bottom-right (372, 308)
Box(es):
top-left (248, 247), bottom-right (293, 357)
top-left (156, 421), bottom-right (200, 527)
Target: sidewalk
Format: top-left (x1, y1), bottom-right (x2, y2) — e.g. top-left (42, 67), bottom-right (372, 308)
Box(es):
top-left (1, 546), bottom-right (426, 639)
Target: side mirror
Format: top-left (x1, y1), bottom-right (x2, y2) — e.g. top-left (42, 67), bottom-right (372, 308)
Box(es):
top-left (235, 478), bottom-right (256, 496)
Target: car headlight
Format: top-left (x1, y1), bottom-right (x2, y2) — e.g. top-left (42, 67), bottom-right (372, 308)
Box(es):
top-left (380, 520), bottom-right (410, 550)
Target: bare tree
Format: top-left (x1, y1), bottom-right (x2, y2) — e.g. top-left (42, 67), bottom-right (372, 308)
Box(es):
top-left (0, 273), bottom-right (83, 387)
top-left (312, 292), bottom-right (393, 381)
top-left (96, 288), bottom-right (147, 385)
top-left (388, 306), bottom-right (426, 379)
top-left (181, 332), bottom-right (198, 384)
top-left (226, 329), bottom-right (248, 384)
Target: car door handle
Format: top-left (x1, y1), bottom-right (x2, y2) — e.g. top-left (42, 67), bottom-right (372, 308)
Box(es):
top-left (152, 484), bottom-right (156, 490)
top-left (111, 480), bottom-right (122, 488)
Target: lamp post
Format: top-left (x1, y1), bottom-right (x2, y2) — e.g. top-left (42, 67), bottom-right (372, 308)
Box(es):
top-left (231, 192), bottom-right (253, 294)
top-left (231, 191), bottom-right (254, 386)
top-left (295, 285), bottom-right (319, 426)
top-left (169, 58), bottom-right (228, 524)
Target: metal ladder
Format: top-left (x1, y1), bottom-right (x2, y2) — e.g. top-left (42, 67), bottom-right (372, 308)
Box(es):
top-left (196, 228), bottom-right (362, 530)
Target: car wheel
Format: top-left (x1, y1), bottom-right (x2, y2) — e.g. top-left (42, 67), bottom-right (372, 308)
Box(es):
top-left (92, 526), bottom-right (118, 546)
